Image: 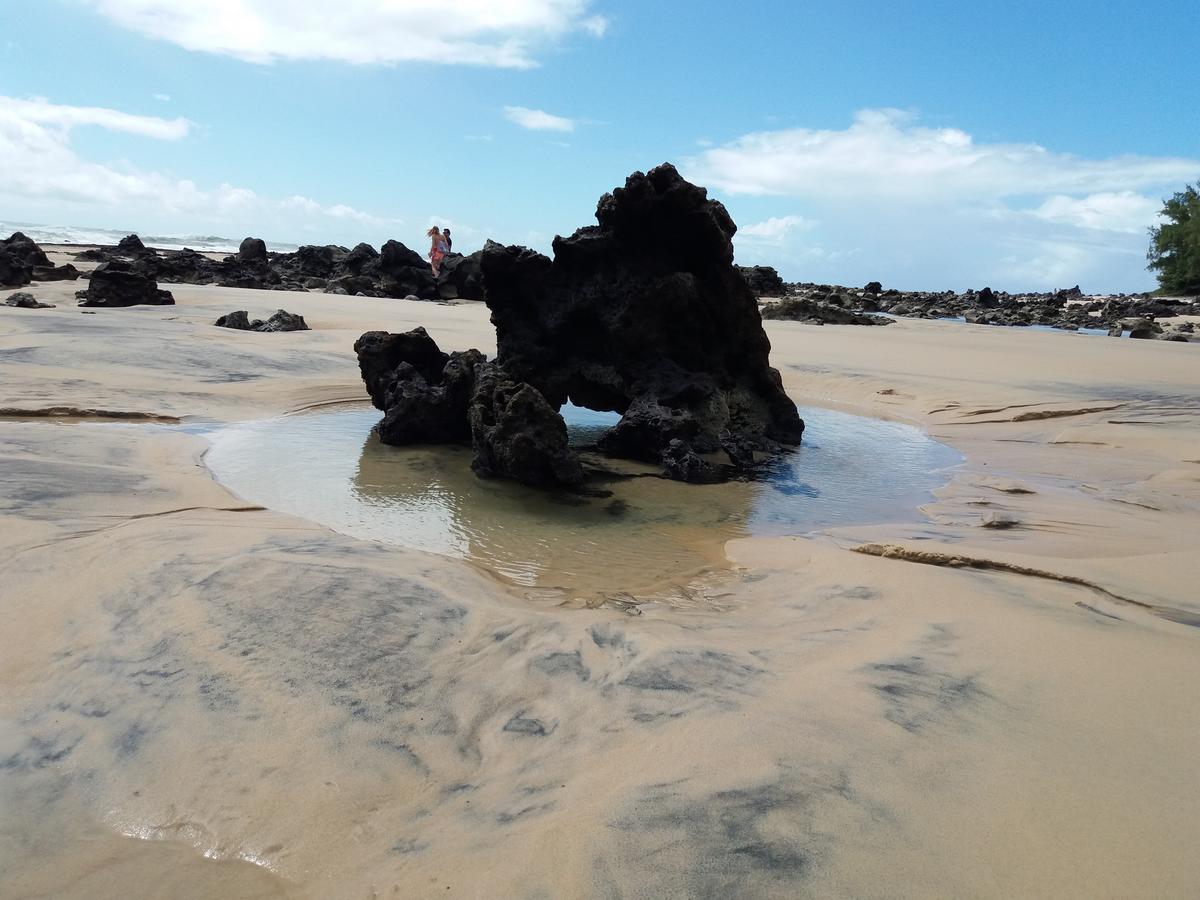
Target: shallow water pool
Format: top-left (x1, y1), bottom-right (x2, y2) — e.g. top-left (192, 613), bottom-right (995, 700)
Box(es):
top-left (205, 403), bottom-right (961, 597)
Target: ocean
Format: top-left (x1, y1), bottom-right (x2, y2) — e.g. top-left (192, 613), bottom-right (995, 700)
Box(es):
top-left (0, 222), bottom-right (298, 255)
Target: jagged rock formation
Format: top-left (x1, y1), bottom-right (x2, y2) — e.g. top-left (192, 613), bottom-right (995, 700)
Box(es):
top-left (0, 232), bottom-right (79, 286)
top-left (355, 328), bottom-right (483, 445)
top-left (437, 251), bottom-right (485, 301)
top-left (481, 163), bottom-right (804, 467)
top-left (215, 309), bottom-right (310, 332)
top-left (468, 363), bottom-right (583, 487)
top-left (356, 328), bottom-right (583, 487)
top-left (738, 265), bottom-right (786, 297)
top-left (78, 260), bottom-right (174, 307)
top-left (356, 165), bottom-right (806, 488)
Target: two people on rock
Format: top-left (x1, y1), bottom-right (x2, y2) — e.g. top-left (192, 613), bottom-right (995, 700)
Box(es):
top-left (427, 226), bottom-right (452, 276)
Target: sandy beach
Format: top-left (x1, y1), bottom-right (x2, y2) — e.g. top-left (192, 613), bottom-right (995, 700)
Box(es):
top-left (2, 257), bottom-right (1199, 898)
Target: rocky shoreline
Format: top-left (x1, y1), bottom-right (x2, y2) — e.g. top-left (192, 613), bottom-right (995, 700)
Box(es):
top-left (4, 224), bottom-right (1197, 342)
top-left (356, 165), bottom-right (805, 489)
top-left (752, 273), bottom-right (1199, 341)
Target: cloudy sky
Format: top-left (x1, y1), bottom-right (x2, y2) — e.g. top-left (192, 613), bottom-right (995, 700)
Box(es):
top-left (2, 0), bottom-right (1197, 290)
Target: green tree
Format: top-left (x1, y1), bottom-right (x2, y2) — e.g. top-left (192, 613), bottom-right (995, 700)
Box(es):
top-left (1147, 183), bottom-right (1200, 295)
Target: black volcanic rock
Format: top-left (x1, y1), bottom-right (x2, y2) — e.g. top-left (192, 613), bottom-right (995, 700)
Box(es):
top-left (481, 163), bottom-right (804, 471)
top-left (1, 232), bottom-right (53, 287)
top-left (762, 296), bottom-right (894, 326)
top-left (257, 309), bottom-right (309, 332)
top-left (342, 242), bottom-right (380, 274)
top-left (437, 250), bottom-right (485, 300)
top-left (469, 363), bottom-right (583, 487)
top-left (738, 265), bottom-right (786, 297)
top-left (31, 263), bottom-right (80, 281)
top-left (376, 240), bottom-right (438, 299)
top-left (380, 240), bottom-right (426, 271)
top-left (355, 328), bottom-right (485, 445)
top-left (216, 308), bottom-right (310, 332)
top-left (215, 310), bottom-right (253, 330)
top-left (354, 327), bottom-right (583, 488)
top-left (5, 291), bottom-right (55, 309)
top-left (116, 234), bottom-right (150, 255)
top-left (79, 260), bottom-right (174, 307)
top-left (238, 237), bottom-right (268, 264)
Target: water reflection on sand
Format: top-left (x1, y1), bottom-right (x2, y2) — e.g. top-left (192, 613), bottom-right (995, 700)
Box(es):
top-left (205, 403), bottom-right (960, 597)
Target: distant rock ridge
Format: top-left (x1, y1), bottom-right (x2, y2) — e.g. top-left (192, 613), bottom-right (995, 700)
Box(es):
top-left (762, 280), bottom-right (1199, 336)
top-left (66, 233), bottom-right (484, 302)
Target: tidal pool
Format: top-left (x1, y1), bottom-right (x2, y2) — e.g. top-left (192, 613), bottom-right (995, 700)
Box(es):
top-left (205, 403), bottom-right (960, 597)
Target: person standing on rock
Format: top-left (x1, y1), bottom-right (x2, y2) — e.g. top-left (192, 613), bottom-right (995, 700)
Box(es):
top-left (442, 228), bottom-right (452, 253)
top-left (427, 226), bottom-right (448, 276)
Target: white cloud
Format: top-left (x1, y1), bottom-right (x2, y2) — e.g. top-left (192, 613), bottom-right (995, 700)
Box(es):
top-left (153, 93), bottom-right (171, 102)
top-left (86, 0), bottom-right (607, 68)
top-left (0, 95), bottom-right (397, 240)
top-left (739, 214), bottom-right (815, 242)
top-left (686, 109), bottom-right (1198, 291)
top-left (0, 95), bottom-right (189, 141)
top-left (1030, 191), bottom-right (1162, 233)
top-left (503, 105), bottom-right (575, 132)
top-left (688, 108), bottom-right (1197, 204)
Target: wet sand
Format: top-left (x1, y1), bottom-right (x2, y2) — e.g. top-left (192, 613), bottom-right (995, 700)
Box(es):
top-left (2, 266), bottom-right (1199, 898)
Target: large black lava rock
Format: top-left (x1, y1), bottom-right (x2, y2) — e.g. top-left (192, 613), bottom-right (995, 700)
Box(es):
top-left (238, 237), bottom-right (268, 264)
top-left (355, 327), bottom-right (582, 487)
top-left (481, 163), bottom-right (803, 467)
top-left (355, 165), bottom-right (805, 488)
top-left (116, 234), bottom-right (151, 256)
top-left (437, 250), bottom-right (485, 300)
top-left (1, 232), bottom-right (52, 287)
top-left (79, 260), bottom-right (174, 307)
top-left (738, 265), bottom-right (786, 296)
top-left (469, 362), bottom-right (583, 487)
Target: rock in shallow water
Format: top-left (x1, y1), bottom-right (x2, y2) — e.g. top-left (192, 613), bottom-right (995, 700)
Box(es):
top-left (481, 163), bottom-right (804, 464)
top-left (355, 165), bottom-right (805, 488)
top-left (469, 363), bottom-right (584, 488)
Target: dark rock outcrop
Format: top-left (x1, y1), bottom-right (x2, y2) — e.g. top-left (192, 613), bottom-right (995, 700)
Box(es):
top-left (481, 163), bottom-right (804, 470)
top-left (355, 327), bottom-right (581, 486)
top-left (356, 166), bottom-right (805, 488)
top-left (214, 309), bottom-right (310, 332)
top-left (775, 279), bottom-right (1200, 334)
top-left (761, 296), bottom-right (893, 326)
top-left (116, 234), bottom-right (150, 256)
top-left (238, 237), bottom-right (268, 264)
top-left (79, 260), bottom-right (174, 307)
top-left (5, 291), bottom-right (55, 309)
top-left (469, 363), bottom-right (584, 487)
top-left (69, 234), bottom-right (447, 300)
top-left (437, 250), bottom-right (485, 301)
top-left (32, 263), bottom-right (81, 281)
top-left (1, 232), bottom-right (53, 287)
top-left (738, 265), bottom-right (786, 297)
top-left (355, 328), bottom-right (484, 445)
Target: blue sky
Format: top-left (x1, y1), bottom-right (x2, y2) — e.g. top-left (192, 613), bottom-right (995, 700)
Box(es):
top-left (2, 0), bottom-right (1197, 290)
